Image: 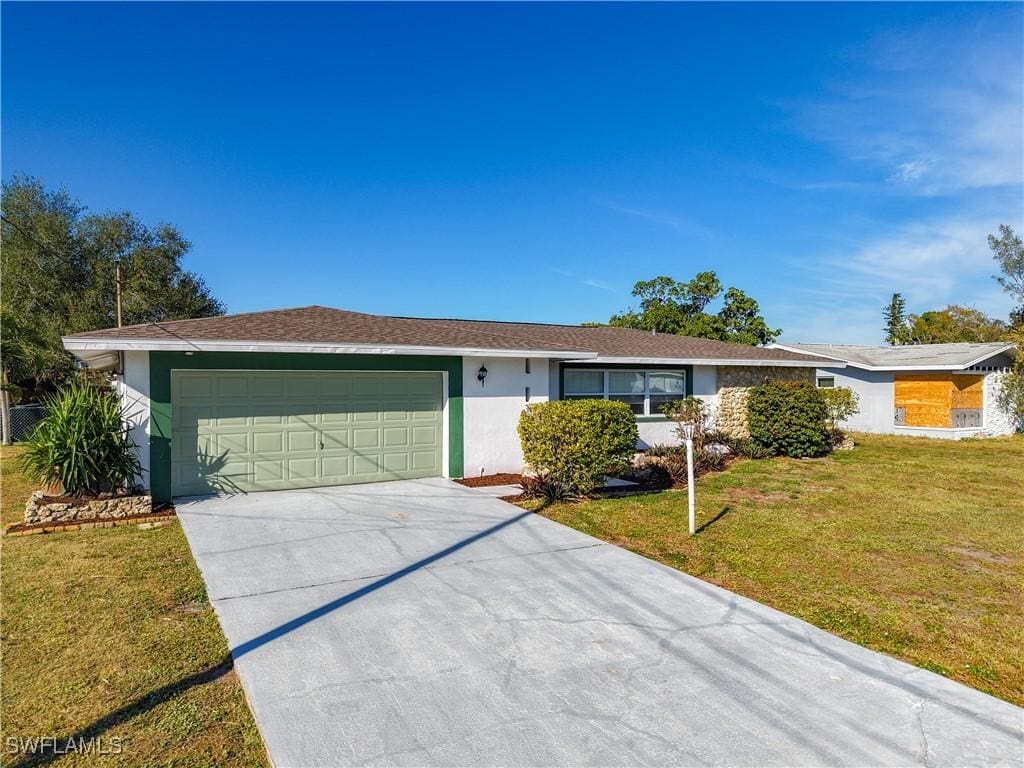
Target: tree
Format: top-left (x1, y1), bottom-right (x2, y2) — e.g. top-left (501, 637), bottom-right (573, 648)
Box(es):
top-left (906, 305), bottom-right (1007, 344)
top-left (1, 175), bottom-right (225, 402)
top-left (883, 293), bottom-right (911, 346)
top-left (989, 224), bottom-right (1023, 319)
top-left (607, 271), bottom-right (780, 345)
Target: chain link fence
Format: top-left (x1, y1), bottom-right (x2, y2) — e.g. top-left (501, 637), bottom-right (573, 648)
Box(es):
top-left (1, 404), bottom-right (48, 443)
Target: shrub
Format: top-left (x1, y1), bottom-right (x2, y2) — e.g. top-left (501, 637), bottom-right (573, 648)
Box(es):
top-left (659, 396), bottom-right (709, 452)
top-left (703, 429), bottom-right (732, 446)
top-left (19, 379), bottom-right (141, 496)
top-left (820, 387), bottom-right (860, 432)
top-left (747, 381), bottom-right (831, 458)
top-left (517, 474), bottom-right (578, 503)
top-left (729, 437), bottom-right (774, 459)
top-left (643, 443), bottom-right (679, 458)
top-left (660, 455), bottom-right (689, 485)
top-left (696, 448), bottom-right (726, 472)
top-left (518, 399), bottom-right (638, 494)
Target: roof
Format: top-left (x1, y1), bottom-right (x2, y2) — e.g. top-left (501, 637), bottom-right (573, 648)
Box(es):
top-left (62, 306), bottom-right (833, 367)
top-left (775, 342), bottom-right (1017, 371)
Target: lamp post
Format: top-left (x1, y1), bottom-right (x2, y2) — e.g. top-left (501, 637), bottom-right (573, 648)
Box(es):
top-left (681, 422), bottom-right (695, 534)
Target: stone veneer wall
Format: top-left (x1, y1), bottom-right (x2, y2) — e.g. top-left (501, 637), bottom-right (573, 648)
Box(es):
top-left (25, 492), bottom-right (152, 525)
top-left (715, 366), bottom-right (815, 438)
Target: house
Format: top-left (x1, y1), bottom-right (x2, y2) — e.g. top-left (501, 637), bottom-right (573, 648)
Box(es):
top-left (774, 342), bottom-right (1019, 439)
top-left (62, 306), bottom-right (834, 502)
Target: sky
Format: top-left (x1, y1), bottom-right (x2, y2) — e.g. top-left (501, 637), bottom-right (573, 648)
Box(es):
top-left (3, 2), bottom-right (1022, 344)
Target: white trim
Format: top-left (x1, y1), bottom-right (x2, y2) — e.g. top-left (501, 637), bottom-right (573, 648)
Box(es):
top-left (772, 343), bottom-right (1016, 372)
top-left (582, 356), bottom-right (839, 368)
top-left (62, 336), bottom-right (597, 360)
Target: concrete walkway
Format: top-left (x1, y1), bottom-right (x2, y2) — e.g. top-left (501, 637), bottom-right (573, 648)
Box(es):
top-left (176, 479), bottom-right (1022, 767)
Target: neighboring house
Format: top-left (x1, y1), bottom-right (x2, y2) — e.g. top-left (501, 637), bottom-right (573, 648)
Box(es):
top-left (775, 342), bottom-right (1019, 439)
top-left (62, 306), bottom-right (833, 502)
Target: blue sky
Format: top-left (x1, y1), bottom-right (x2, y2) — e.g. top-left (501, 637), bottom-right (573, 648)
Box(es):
top-left (3, 2), bottom-right (1022, 343)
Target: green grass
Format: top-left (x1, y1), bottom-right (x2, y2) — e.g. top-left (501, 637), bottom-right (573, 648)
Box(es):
top-left (1, 446), bottom-right (269, 767)
top-left (536, 432), bottom-right (1024, 706)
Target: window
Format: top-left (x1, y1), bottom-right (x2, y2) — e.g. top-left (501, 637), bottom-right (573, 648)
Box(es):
top-left (562, 368), bottom-right (687, 417)
top-left (525, 358), bottom-right (531, 374)
top-left (609, 371), bottom-right (645, 414)
top-left (817, 377), bottom-right (835, 388)
top-left (649, 372), bottom-right (686, 414)
top-left (564, 369), bottom-right (604, 398)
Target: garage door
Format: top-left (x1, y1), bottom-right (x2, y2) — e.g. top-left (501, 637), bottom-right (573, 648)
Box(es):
top-left (171, 370), bottom-right (443, 496)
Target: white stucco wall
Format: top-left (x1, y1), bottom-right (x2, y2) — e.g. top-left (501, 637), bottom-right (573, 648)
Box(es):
top-left (115, 350), bottom-right (151, 490)
top-left (462, 356), bottom-right (549, 476)
top-left (817, 366), bottom-right (896, 433)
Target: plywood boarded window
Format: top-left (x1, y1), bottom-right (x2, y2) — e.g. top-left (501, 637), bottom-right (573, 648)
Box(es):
top-left (893, 373), bottom-right (984, 428)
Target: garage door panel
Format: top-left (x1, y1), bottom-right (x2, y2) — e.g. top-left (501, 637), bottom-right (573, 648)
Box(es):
top-left (382, 453), bottom-right (409, 473)
top-left (287, 430), bottom-right (318, 452)
top-left (216, 375), bottom-right (250, 398)
top-left (254, 460), bottom-right (285, 483)
top-left (321, 428), bottom-right (351, 448)
top-left (171, 370), bottom-right (442, 495)
top-left (351, 428), bottom-right (379, 449)
top-left (253, 431), bottom-right (284, 454)
top-left (411, 450), bottom-right (437, 470)
top-left (321, 456), bottom-right (351, 479)
top-left (383, 427), bottom-right (409, 447)
top-left (218, 432), bottom-right (251, 454)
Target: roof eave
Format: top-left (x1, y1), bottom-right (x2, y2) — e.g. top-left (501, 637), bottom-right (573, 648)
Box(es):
top-left (580, 356), bottom-right (842, 368)
top-left (61, 336), bottom-right (597, 362)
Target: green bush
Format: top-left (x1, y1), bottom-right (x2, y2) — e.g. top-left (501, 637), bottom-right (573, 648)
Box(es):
top-left (820, 386), bottom-right (860, 431)
top-left (659, 396), bottom-right (709, 452)
top-left (747, 381), bottom-right (831, 458)
top-left (19, 379), bottom-right (141, 496)
top-left (729, 437), bottom-right (774, 459)
top-left (518, 399), bottom-right (638, 494)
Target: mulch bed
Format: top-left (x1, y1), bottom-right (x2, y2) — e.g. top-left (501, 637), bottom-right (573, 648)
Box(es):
top-left (455, 473), bottom-right (524, 488)
top-left (4, 507), bottom-right (177, 537)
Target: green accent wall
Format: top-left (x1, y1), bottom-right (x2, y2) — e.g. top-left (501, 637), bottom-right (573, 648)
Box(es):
top-left (149, 352), bottom-right (463, 502)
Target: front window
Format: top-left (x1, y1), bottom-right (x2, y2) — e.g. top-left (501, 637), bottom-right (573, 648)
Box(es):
top-left (563, 368), bottom-right (687, 417)
top-left (817, 377), bottom-right (835, 388)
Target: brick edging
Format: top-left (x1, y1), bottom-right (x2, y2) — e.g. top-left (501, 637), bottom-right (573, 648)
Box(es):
top-left (4, 511), bottom-right (178, 537)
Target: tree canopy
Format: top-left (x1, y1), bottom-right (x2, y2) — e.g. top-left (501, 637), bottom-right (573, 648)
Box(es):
top-left (606, 271), bottom-right (781, 346)
top-left (1, 175), bottom-right (224, 398)
top-left (905, 305), bottom-right (1007, 344)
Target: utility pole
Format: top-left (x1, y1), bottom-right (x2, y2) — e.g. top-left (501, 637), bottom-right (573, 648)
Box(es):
top-left (115, 261), bottom-right (123, 327)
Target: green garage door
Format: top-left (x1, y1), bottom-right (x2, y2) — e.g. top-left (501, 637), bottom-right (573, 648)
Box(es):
top-left (170, 370), bottom-right (443, 496)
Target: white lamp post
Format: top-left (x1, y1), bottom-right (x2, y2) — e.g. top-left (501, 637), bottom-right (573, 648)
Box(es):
top-left (681, 422), bottom-right (696, 534)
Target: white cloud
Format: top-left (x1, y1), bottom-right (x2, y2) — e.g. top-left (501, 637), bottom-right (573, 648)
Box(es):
top-left (789, 13), bottom-right (1023, 195)
top-left (546, 266), bottom-right (621, 294)
top-left (783, 216), bottom-right (1019, 343)
top-left (593, 197), bottom-right (718, 240)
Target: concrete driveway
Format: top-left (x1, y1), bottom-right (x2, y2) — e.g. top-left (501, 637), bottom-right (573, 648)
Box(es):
top-left (176, 479), bottom-right (1022, 767)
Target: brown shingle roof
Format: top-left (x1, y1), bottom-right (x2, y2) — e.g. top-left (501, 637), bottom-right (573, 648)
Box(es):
top-left (64, 305), bottom-right (830, 364)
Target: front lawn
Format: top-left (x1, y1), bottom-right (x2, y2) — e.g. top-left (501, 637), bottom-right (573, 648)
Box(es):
top-left (0, 446), bottom-right (268, 767)
top-left (537, 433), bottom-right (1024, 706)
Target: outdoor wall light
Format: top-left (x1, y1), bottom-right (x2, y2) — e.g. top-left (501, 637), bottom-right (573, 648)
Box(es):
top-left (477, 365), bottom-right (488, 385)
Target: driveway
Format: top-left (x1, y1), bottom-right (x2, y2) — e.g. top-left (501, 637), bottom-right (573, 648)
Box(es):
top-left (176, 479), bottom-right (1022, 767)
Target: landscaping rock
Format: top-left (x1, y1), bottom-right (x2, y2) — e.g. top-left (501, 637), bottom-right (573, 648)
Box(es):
top-left (25, 491), bottom-right (152, 525)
